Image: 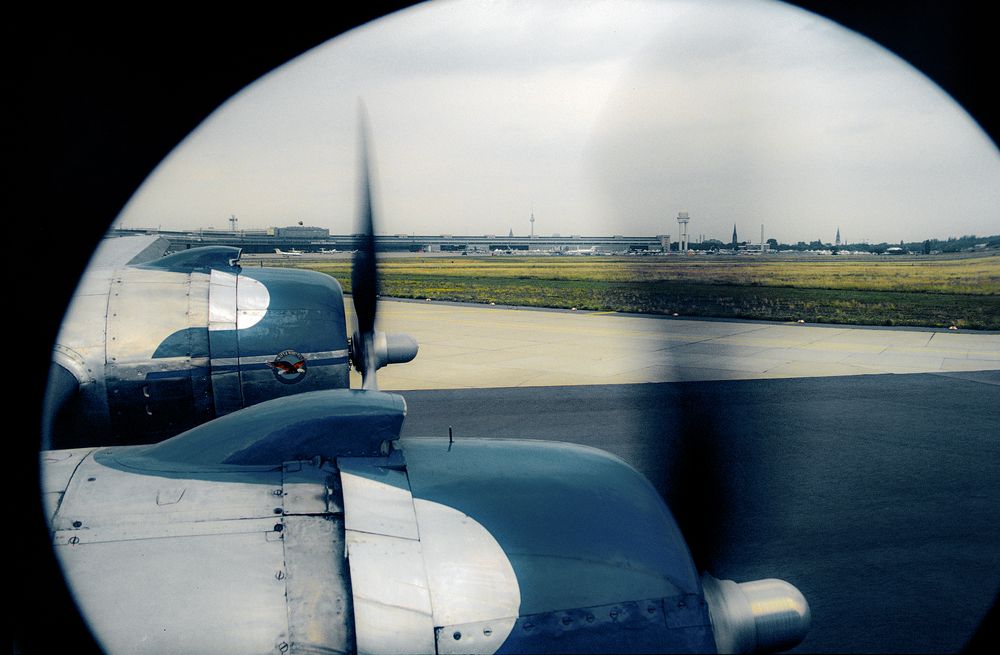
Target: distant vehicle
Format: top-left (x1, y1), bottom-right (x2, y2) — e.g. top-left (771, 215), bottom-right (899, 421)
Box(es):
top-left (319, 247), bottom-right (338, 254)
top-left (275, 247), bottom-right (305, 257)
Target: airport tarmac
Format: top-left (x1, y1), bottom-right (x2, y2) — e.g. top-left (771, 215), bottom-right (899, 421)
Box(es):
top-left (374, 301), bottom-right (1000, 653)
top-left (352, 299), bottom-right (1000, 389)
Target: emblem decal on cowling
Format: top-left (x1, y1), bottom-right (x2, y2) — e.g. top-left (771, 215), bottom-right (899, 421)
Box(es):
top-left (267, 349), bottom-right (307, 384)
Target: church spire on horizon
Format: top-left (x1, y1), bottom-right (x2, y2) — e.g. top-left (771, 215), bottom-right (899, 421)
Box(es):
top-left (732, 224), bottom-right (738, 249)
top-left (835, 227), bottom-right (841, 247)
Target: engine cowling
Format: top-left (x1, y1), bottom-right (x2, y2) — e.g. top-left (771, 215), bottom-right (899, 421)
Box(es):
top-left (47, 247), bottom-right (350, 447)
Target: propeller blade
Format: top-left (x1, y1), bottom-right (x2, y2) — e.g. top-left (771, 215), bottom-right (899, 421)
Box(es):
top-left (352, 102), bottom-right (378, 340)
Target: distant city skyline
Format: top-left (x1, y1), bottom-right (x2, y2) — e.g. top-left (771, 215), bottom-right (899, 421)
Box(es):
top-left (113, 0), bottom-right (999, 244)
top-left (116, 215), bottom-right (993, 247)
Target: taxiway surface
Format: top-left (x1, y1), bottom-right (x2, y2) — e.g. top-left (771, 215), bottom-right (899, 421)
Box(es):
top-left (373, 300), bottom-right (998, 653)
top-left (352, 299), bottom-right (1000, 389)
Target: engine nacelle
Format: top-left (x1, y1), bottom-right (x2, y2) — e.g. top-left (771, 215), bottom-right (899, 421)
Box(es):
top-left (47, 246), bottom-right (351, 447)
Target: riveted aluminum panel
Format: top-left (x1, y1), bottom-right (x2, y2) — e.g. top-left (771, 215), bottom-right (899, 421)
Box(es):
top-left (282, 460), bottom-right (337, 516)
top-left (52, 516), bottom-right (282, 545)
top-left (105, 268), bottom-right (215, 439)
top-left (209, 270), bottom-right (244, 415)
top-left (345, 530), bottom-right (435, 655)
top-left (283, 515), bottom-right (354, 653)
top-left (412, 497), bottom-right (520, 629)
top-left (56, 270), bottom-right (111, 358)
top-left (54, 268), bottom-right (113, 434)
top-left (106, 268), bottom-right (193, 363)
top-left (89, 235), bottom-right (166, 268)
top-left (208, 269), bottom-right (239, 330)
top-left (339, 460), bottom-right (419, 540)
top-left (494, 598), bottom-right (715, 654)
top-left (51, 449), bottom-right (283, 534)
top-left (435, 617), bottom-right (518, 655)
top-left (56, 530), bottom-right (288, 655)
top-left (39, 448), bottom-right (96, 523)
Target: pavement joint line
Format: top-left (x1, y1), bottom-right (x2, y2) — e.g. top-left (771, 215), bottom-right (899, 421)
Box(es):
top-left (668, 325), bottom-right (772, 348)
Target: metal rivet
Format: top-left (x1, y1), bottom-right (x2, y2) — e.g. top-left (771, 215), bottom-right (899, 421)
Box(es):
top-left (610, 610), bottom-right (619, 619)
top-left (677, 600), bottom-right (687, 608)
top-left (68, 536), bottom-right (80, 545)
top-left (523, 622), bottom-right (534, 631)
top-left (273, 507), bottom-right (283, 514)
top-left (648, 605), bottom-right (656, 614)
top-left (275, 570), bottom-right (285, 580)
top-left (277, 642), bottom-right (289, 653)
top-left (272, 489), bottom-right (283, 496)
top-left (273, 524), bottom-right (283, 533)
top-left (483, 627), bottom-right (492, 637)
top-left (87, 477), bottom-right (96, 482)
top-left (72, 520), bottom-right (82, 528)
top-left (586, 614), bottom-right (595, 623)
top-left (452, 631), bottom-right (461, 641)
top-left (561, 616), bottom-right (572, 625)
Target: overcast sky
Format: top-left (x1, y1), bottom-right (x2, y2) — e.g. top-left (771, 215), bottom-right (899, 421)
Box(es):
top-left (113, 0), bottom-right (999, 245)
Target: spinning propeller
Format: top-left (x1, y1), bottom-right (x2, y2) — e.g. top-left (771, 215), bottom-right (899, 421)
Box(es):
top-left (349, 105), bottom-right (418, 390)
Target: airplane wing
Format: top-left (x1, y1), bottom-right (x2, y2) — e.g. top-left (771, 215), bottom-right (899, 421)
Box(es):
top-left (88, 235), bottom-right (170, 269)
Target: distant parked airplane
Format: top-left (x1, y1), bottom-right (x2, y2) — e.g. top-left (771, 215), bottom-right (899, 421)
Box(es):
top-left (275, 248), bottom-right (305, 257)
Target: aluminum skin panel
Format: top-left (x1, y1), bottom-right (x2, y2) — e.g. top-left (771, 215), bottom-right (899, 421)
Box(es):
top-left (493, 596), bottom-right (715, 654)
top-left (412, 497), bottom-right (520, 629)
top-left (436, 617), bottom-right (519, 655)
top-left (57, 530), bottom-right (288, 655)
top-left (282, 460), bottom-right (338, 516)
top-left (88, 235), bottom-right (165, 268)
top-left (53, 268), bottom-right (113, 436)
top-left (340, 457), bottom-right (435, 654)
top-left (106, 268), bottom-right (215, 440)
top-left (39, 448), bottom-right (96, 523)
top-left (209, 269), bottom-right (243, 415)
top-left (282, 515), bottom-right (354, 654)
top-left (339, 464), bottom-right (419, 540)
top-left (51, 449), bottom-right (282, 535)
top-left (107, 268), bottom-right (194, 362)
top-left (344, 530), bottom-right (435, 655)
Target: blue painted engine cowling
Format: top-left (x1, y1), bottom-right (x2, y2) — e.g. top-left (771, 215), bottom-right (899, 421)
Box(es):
top-left (229, 267), bottom-right (350, 409)
top-left (400, 438), bottom-right (718, 654)
top-left (50, 247), bottom-right (351, 447)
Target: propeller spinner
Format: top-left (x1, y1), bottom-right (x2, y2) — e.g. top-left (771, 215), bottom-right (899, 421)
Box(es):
top-left (349, 105), bottom-right (418, 390)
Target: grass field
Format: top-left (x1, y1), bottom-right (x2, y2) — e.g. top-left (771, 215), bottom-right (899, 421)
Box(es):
top-left (280, 253), bottom-right (1000, 329)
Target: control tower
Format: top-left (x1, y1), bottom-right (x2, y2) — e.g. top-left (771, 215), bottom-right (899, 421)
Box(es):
top-left (677, 212), bottom-right (690, 251)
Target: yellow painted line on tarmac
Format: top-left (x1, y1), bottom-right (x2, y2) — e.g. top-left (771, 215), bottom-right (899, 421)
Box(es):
top-left (586, 311), bottom-right (618, 316)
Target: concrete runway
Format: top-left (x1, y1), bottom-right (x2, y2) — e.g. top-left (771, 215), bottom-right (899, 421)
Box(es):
top-left (354, 299), bottom-right (1000, 389)
top-left (375, 301), bottom-right (999, 653)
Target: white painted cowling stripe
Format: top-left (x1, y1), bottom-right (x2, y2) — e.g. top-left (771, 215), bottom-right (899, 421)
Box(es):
top-left (340, 466), bottom-right (521, 655)
top-left (209, 349), bottom-right (350, 368)
top-left (208, 270), bottom-right (270, 331)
